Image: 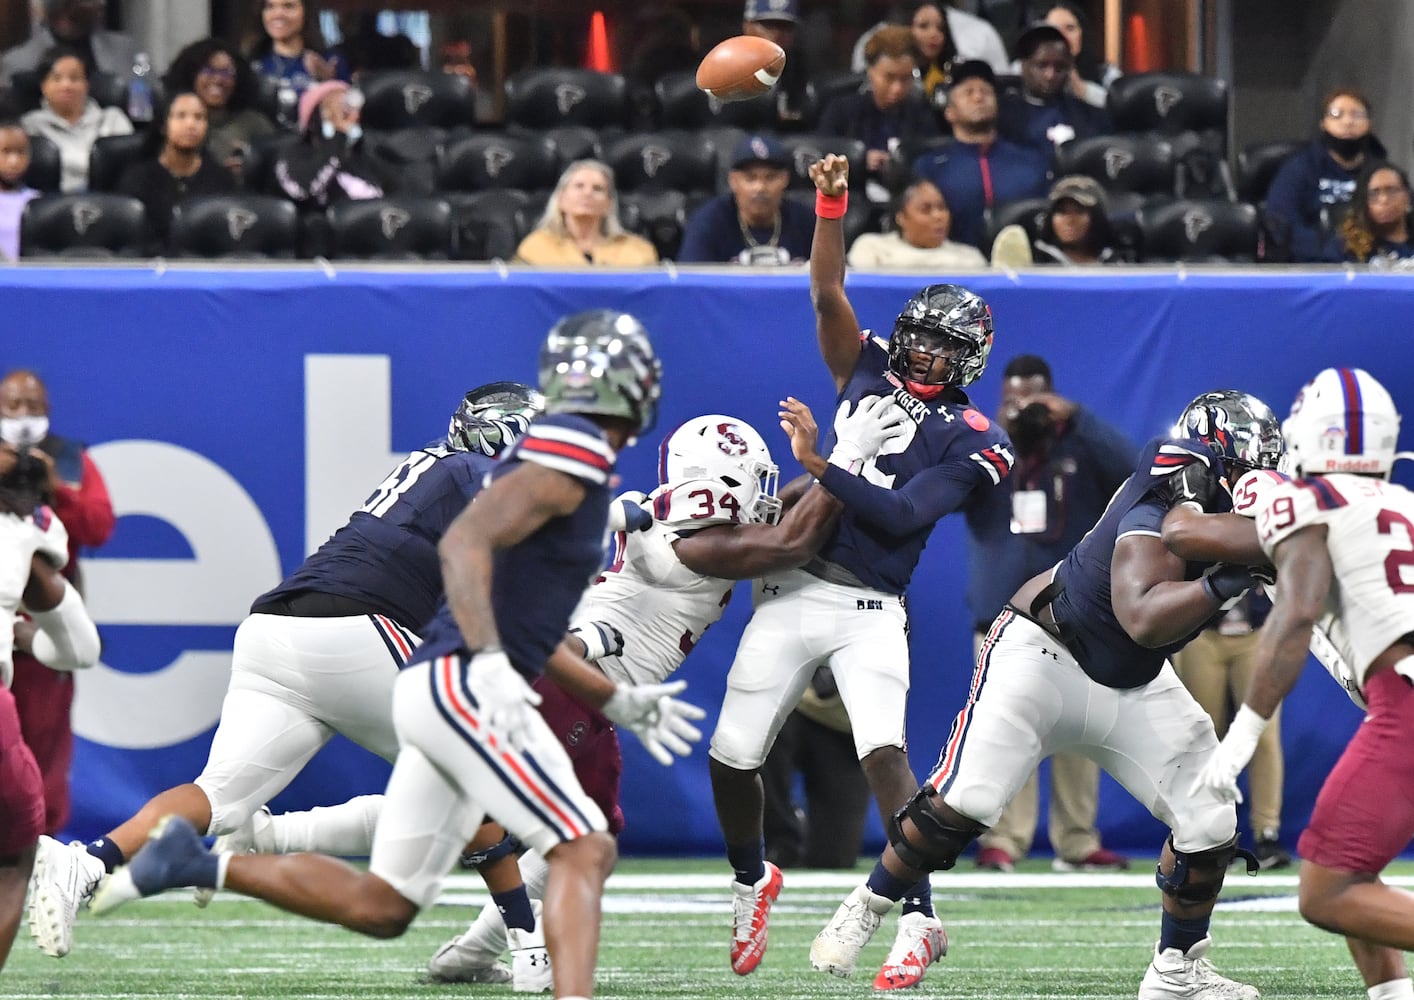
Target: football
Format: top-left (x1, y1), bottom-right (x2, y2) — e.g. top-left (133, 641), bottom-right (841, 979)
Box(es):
top-left (695, 35), bottom-right (787, 102)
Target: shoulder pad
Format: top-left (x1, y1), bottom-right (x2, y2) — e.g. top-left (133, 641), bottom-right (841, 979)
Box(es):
top-left (1147, 437), bottom-right (1218, 481)
top-left (510, 418), bottom-right (613, 486)
top-left (650, 479), bottom-right (745, 529)
top-left (1255, 477), bottom-right (1329, 554)
top-left (1231, 469), bottom-right (1291, 519)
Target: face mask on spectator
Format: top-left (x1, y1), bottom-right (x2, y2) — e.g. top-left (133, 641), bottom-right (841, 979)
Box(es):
top-left (0, 415), bottom-right (48, 448)
top-left (1322, 131), bottom-right (1368, 159)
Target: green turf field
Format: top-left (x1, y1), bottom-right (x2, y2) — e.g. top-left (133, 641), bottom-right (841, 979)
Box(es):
top-left (7, 857), bottom-right (1403, 998)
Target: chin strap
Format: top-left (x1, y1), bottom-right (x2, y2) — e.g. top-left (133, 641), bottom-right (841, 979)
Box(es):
top-left (904, 380), bottom-right (947, 401)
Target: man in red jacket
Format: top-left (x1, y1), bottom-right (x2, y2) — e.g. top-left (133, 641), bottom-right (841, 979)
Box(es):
top-left (0, 368), bottom-right (114, 834)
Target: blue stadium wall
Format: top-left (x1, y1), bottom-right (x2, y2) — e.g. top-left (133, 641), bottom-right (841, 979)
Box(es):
top-left (6, 265), bottom-right (1412, 858)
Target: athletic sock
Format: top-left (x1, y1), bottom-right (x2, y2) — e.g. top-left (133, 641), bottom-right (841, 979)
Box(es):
top-left (1369, 979), bottom-right (1414, 1000)
top-left (519, 849), bottom-right (549, 899)
top-left (864, 860), bottom-right (913, 903)
top-left (86, 836), bottom-right (125, 873)
top-left (492, 887), bottom-right (536, 932)
top-left (726, 840), bottom-right (765, 887)
top-left (1158, 911), bottom-right (1209, 955)
top-left (900, 878), bottom-right (935, 918)
top-left (266, 795), bottom-right (382, 856)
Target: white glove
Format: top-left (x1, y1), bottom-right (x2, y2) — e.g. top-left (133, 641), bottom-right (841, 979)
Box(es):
top-left (1190, 704), bottom-right (1268, 804)
top-left (466, 649), bottom-right (542, 750)
top-left (828, 395), bottom-right (910, 475)
top-left (602, 679), bottom-right (707, 766)
top-left (606, 490), bottom-right (652, 532)
top-left (568, 620), bottom-right (624, 661)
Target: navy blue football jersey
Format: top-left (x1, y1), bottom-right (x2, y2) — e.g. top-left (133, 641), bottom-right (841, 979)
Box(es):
top-left (255, 447), bottom-right (495, 629)
top-left (409, 414), bottom-right (617, 679)
top-left (1046, 436), bottom-right (1229, 688)
top-left (814, 335), bottom-right (1015, 594)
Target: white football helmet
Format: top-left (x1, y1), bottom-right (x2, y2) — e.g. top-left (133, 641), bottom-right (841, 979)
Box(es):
top-left (657, 414), bottom-right (781, 524)
top-left (1282, 367), bottom-right (1403, 477)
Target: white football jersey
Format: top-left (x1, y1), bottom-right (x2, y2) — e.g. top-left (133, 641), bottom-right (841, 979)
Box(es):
top-left (1256, 473), bottom-right (1414, 699)
top-left (0, 507), bottom-right (69, 686)
top-left (572, 480), bottom-right (741, 686)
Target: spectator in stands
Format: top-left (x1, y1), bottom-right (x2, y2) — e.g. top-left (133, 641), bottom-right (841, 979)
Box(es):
top-left (514, 160), bottom-right (657, 267)
top-left (852, 2), bottom-right (1010, 109)
top-left (991, 174), bottom-right (1118, 266)
top-left (1036, 1), bottom-right (1121, 110)
top-left (817, 25), bottom-right (938, 206)
top-left (245, 0), bottom-right (348, 102)
top-left (328, 13), bottom-right (420, 80)
top-left (0, 0), bottom-right (140, 88)
top-left (678, 134), bottom-right (814, 265)
top-left (741, 0), bottom-right (811, 128)
top-left (911, 60), bottom-right (1048, 249)
top-left (1335, 161), bottom-right (1414, 266)
top-left (847, 178), bottom-right (986, 269)
top-left (998, 23), bottom-right (1111, 157)
top-left (624, 9), bottom-right (700, 91)
top-left (1265, 88), bottom-right (1382, 263)
top-left (272, 79), bottom-right (387, 213)
top-left (0, 122), bottom-right (38, 262)
top-left (117, 92), bottom-right (236, 253)
top-left (164, 38), bottom-right (275, 180)
top-left (19, 46), bottom-right (131, 193)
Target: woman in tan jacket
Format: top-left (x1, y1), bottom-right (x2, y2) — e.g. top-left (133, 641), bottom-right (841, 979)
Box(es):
top-left (514, 159), bottom-right (657, 266)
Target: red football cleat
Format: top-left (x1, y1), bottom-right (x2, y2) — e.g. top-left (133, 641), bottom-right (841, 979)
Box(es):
top-left (729, 862), bottom-right (783, 975)
top-left (874, 912), bottom-right (948, 991)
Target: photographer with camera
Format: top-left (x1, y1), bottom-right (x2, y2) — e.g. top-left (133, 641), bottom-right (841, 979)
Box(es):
top-left (963, 354), bottom-right (1136, 872)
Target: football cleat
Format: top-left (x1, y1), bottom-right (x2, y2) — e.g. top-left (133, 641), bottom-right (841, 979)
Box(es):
top-left (195, 806), bottom-right (271, 907)
top-left (729, 862), bottom-right (783, 975)
top-left (27, 836), bottom-right (107, 958)
top-left (1052, 847), bottom-right (1131, 873)
top-left (91, 816), bottom-right (221, 916)
top-left (810, 884), bottom-right (893, 978)
top-left (507, 900), bottom-right (552, 993)
top-left (1138, 936), bottom-right (1260, 999)
top-left (873, 911), bottom-right (948, 990)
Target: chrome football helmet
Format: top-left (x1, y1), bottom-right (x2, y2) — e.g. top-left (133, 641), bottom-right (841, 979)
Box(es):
top-left (538, 310), bottom-right (663, 436)
top-left (446, 381), bottom-right (544, 457)
top-left (1175, 389), bottom-right (1283, 486)
top-left (1282, 367), bottom-right (1404, 478)
top-left (888, 284), bottom-right (994, 399)
top-left (658, 415), bottom-right (782, 524)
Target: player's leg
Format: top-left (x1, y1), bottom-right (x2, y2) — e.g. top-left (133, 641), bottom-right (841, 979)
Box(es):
top-left (0, 686), bottom-right (44, 969)
top-left (1344, 934), bottom-right (1411, 997)
top-left (0, 844), bottom-right (35, 972)
top-left (969, 629), bottom-right (1039, 870)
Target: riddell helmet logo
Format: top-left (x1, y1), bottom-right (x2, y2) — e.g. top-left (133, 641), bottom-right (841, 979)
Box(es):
top-left (716, 423), bottom-right (749, 456)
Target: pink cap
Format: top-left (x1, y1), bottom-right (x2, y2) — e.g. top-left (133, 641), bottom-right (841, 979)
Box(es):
top-left (298, 80), bottom-right (349, 134)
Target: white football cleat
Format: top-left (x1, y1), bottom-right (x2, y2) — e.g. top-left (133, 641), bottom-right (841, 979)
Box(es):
top-left (810, 884), bottom-right (894, 978)
top-left (195, 806), bottom-right (270, 907)
top-left (27, 836), bottom-right (107, 958)
top-left (508, 899), bottom-right (552, 993)
top-left (425, 931), bottom-right (513, 986)
top-left (1138, 936), bottom-right (1260, 999)
top-left (874, 911), bottom-right (948, 990)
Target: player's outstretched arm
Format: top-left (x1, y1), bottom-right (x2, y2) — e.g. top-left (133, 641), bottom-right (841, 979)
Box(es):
top-left (21, 554), bottom-right (100, 672)
top-left (1243, 526), bottom-right (1331, 717)
top-left (807, 154), bottom-right (863, 392)
top-left (1161, 506), bottom-right (1268, 566)
top-left (1111, 533), bottom-right (1251, 647)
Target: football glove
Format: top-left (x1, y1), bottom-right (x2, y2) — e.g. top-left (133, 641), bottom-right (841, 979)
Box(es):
top-left (1161, 459), bottom-right (1222, 512)
top-left (1191, 705), bottom-right (1268, 804)
top-left (602, 679), bottom-right (706, 767)
top-left (568, 620), bottom-right (625, 661)
top-left (466, 649), bottom-right (542, 750)
top-left (828, 395), bottom-right (910, 475)
top-left (1201, 563), bottom-right (1259, 609)
top-left (606, 490), bottom-right (653, 533)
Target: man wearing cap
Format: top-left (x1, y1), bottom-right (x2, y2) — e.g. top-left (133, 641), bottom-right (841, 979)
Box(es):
top-left (742, 0), bottom-right (811, 128)
top-left (998, 23), bottom-right (1111, 158)
top-left (911, 60), bottom-right (1049, 250)
top-left (1, 0), bottom-right (140, 87)
top-left (678, 134), bottom-right (815, 264)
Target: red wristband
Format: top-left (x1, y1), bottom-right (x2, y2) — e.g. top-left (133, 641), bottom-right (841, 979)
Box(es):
top-left (815, 189), bottom-right (848, 219)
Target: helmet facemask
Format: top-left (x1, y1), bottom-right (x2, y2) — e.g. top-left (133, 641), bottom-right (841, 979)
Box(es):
top-left (1175, 390), bottom-right (1282, 494)
top-left (446, 381), bottom-right (545, 457)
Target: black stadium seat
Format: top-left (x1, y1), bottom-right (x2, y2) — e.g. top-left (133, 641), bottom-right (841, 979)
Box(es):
top-left (1054, 134), bottom-right (1176, 197)
top-left (363, 126), bottom-right (446, 197)
top-left (443, 189), bottom-right (531, 261)
top-left (785, 188), bottom-right (871, 248)
top-left (437, 133), bottom-right (558, 193)
top-left (22, 133), bottom-right (62, 193)
top-left (504, 68), bottom-right (629, 130)
top-left (619, 189), bottom-right (688, 260)
top-left (982, 197), bottom-right (1050, 255)
top-left (706, 90), bottom-right (779, 132)
top-left (604, 131), bottom-right (715, 194)
top-left (326, 197), bottom-right (454, 259)
top-left (358, 70), bottom-right (476, 130)
top-left (87, 132), bottom-right (147, 193)
top-left (534, 124), bottom-right (604, 171)
top-left (1137, 199), bottom-right (1259, 263)
top-left (1108, 72), bottom-right (1229, 144)
top-left (20, 193), bottom-right (146, 257)
top-left (1236, 139), bottom-right (1306, 204)
top-left (168, 194), bottom-right (298, 258)
top-left (777, 134), bottom-right (867, 191)
top-left (653, 71), bottom-right (712, 129)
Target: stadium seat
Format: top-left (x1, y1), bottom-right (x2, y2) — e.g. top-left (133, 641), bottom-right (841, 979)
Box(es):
top-left (982, 197), bottom-right (1049, 255)
top-left (1137, 199), bottom-right (1259, 263)
top-left (702, 125), bottom-right (747, 193)
top-left (437, 133), bottom-right (558, 193)
top-left (87, 132), bottom-right (147, 193)
top-left (325, 196), bottom-right (454, 259)
top-left (1108, 72), bottom-right (1229, 146)
top-left (604, 131), bottom-right (716, 194)
top-left (807, 71), bottom-right (866, 115)
top-left (777, 134), bottom-right (867, 192)
top-left (363, 127), bottom-right (446, 197)
top-left (443, 189), bottom-right (531, 261)
top-left (653, 71), bottom-right (712, 129)
top-left (1054, 134), bottom-right (1176, 197)
top-left (521, 124), bottom-right (604, 171)
top-left (706, 90), bottom-right (779, 131)
top-left (240, 133), bottom-right (301, 193)
top-left (20, 192), bottom-right (145, 257)
top-left (619, 189), bottom-right (688, 260)
top-left (358, 71), bottom-right (476, 130)
top-left (785, 188), bottom-right (871, 248)
top-left (168, 194), bottom-right (298, 259)
top-left (1236, 139), bottom-right (1306, 204)
top-left (504, 68), bottom-right (629, 130)
top-left (22, 133), bottom-right (62, 193)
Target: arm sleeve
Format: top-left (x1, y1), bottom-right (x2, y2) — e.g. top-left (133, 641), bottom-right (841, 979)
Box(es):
top-left (818, 459), bottom-right (984, 535)
top-left (52, 451), bottom-right (115, 549)
top-left (27, 579), bottom-right (101, 671)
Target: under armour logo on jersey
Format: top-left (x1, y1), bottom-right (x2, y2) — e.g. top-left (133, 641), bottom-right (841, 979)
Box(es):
top-left (378, 206), bottom-right (411, 240)
top-left (70, 200), bottom-right (102, 235)
top-left (1183, 209), bottom-right (1214, 243)
top-left (483, 145), bottom-right (514, 177)
top-left (640, 144), bottom-right (672, 178)
top-left (225, 207), bottom-right (258, 241)
top-left (401, 83), bottom-right (434, 116)
top-left (1153, 85), bottom-right (1183, 117)
top-left (761, 583), bottom-right (780, 595)
top-left (1103, 148), bottom-right (1134, 179)
top-left (554, 83), bottom-right (587, 116)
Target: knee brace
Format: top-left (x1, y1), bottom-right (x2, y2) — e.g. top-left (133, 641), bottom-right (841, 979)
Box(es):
top-left (459, 833), bottom-right (522, 871)
top-left (888, 785), bottom-right (985, 873)
top-left (1154, 834), bottom-right (1258, 903)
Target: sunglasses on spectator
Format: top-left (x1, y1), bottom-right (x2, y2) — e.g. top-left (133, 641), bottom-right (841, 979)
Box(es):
top-left (199, 65), bottom-right (237, 80)
top-left (1325, 107), bottom-right (1369, 121)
